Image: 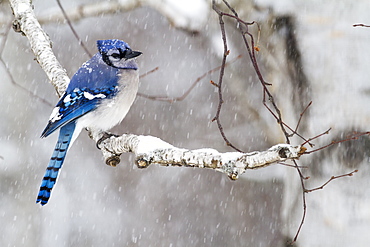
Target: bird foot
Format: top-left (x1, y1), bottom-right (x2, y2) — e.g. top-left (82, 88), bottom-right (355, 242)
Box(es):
top-left (96, 132), bottom-right (119, 149)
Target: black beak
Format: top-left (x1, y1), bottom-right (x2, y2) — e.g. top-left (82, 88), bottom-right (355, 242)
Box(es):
top-left (124, 49), bottom-right (142, 59)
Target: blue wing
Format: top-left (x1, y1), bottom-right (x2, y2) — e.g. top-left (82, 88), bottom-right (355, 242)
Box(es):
top-left (41, 54), bottom-right (120, 138)
top-left (41, 86), bottom-right (117, 137)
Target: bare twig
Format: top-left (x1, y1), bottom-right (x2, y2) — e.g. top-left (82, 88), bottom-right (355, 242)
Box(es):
top-left (305, 170), bottom-right (358, 193)
top-left (293, 101), bottom-right (312, 137)
top-left (0, 21), bottom-right (11, 53)
top-left (212, 1), bottom-right (243, 152)
top-left (0, 19), bottom-right (52, 106)
top-left (56, 0), bottom-right (93, 57)
top-left (210, 80), bottom-right (219, 87)
top-left (278, 162), bottom-right (308, 169)
top-left (353, 23), bottom-right (370, 27)
top-left (139, 67), bottom-right (159, 79)
top-left (262, 102), bottom-right (311, 145)
top-left (290, 168), bottom-right (358, 244)
top-left (301, 128), bottom-right (332, 147)
top-left (304, 131), bottom-right (370, 154)
top-left (292, 161), bottom-right (307, 243)
top-left (138, 56), bottom-right (241, 103)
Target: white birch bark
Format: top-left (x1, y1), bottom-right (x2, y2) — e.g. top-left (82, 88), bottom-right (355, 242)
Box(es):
top-left (92, 133), bottom-right (305, 179)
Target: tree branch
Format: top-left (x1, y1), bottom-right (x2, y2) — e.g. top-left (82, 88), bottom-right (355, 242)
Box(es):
top-left (92, 132), bottom-right (305, 180)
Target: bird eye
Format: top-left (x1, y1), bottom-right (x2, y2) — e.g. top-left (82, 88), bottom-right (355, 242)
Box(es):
top-left (120, 49), bottom-right (128, 58)
top-left (111, 53), bottom-right (120, 59)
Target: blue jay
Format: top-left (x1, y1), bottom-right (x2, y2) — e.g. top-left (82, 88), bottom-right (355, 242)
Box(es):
top-left (36, 39), bottom-right (142, 205)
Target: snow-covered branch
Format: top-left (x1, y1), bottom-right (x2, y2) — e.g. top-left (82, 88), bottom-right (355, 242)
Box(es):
top-left (93, 133), bottom-right (305, 179)
top-left (9, 0), bottom-right (69, 97)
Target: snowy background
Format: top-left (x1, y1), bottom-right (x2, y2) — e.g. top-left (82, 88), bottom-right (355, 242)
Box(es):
top-left (1, 0), bottom-right (370, 246)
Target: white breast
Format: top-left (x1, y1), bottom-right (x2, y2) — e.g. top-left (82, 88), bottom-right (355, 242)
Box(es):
top-left (72, 69), bottom-right (139, 143)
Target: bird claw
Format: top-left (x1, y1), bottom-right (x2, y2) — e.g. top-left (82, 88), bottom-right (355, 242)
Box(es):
top-left (96, 132), bottom-right (119, 149)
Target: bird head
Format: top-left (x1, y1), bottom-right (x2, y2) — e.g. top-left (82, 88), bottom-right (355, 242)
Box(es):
top-left (97, 39), bottom-right (142, 69)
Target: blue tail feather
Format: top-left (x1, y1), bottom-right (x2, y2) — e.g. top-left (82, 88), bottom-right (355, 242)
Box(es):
top-left (36, 122), bottom-right (76, 205)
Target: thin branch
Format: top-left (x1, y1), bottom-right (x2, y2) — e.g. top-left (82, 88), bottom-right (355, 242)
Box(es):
top-left (291, 160), bottom-right (308, 244)
top-left (353, 23), bottom-right (370, 27)
top-left (304, 131), bottom-right (369, 154)
top-left (138, 55), bottom-right (242, 103)
top-left (292, 101), bottom-right (312, 136)
top-left (55, 0), bottom-right (93, 57)
top-left (212, 2), bottom-right (243, 152)
top-left (305, 170), bottom-right (358, 193)
top-left (262, 101), bottom-right (311, 145)
top-left (301, 128), bottom-right (331, 147)
top-left (0, 56), bottom-right (53, 107)
top-left (291, 168), bottom-right (358, 244)
top-left (0, 21), bottom-right (12, 54)
top-left (278, 162), bottom-right (308, 169)
top-left (139, 66), bottom-right (159, 79)
top-left (210, 80), bottom-right (219, 87)
top-left (0, 19), bottom-right (53, 106)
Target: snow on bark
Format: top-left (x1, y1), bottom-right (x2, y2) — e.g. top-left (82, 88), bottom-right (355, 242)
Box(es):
top-left (95, 133), bottom-right (305, 179)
